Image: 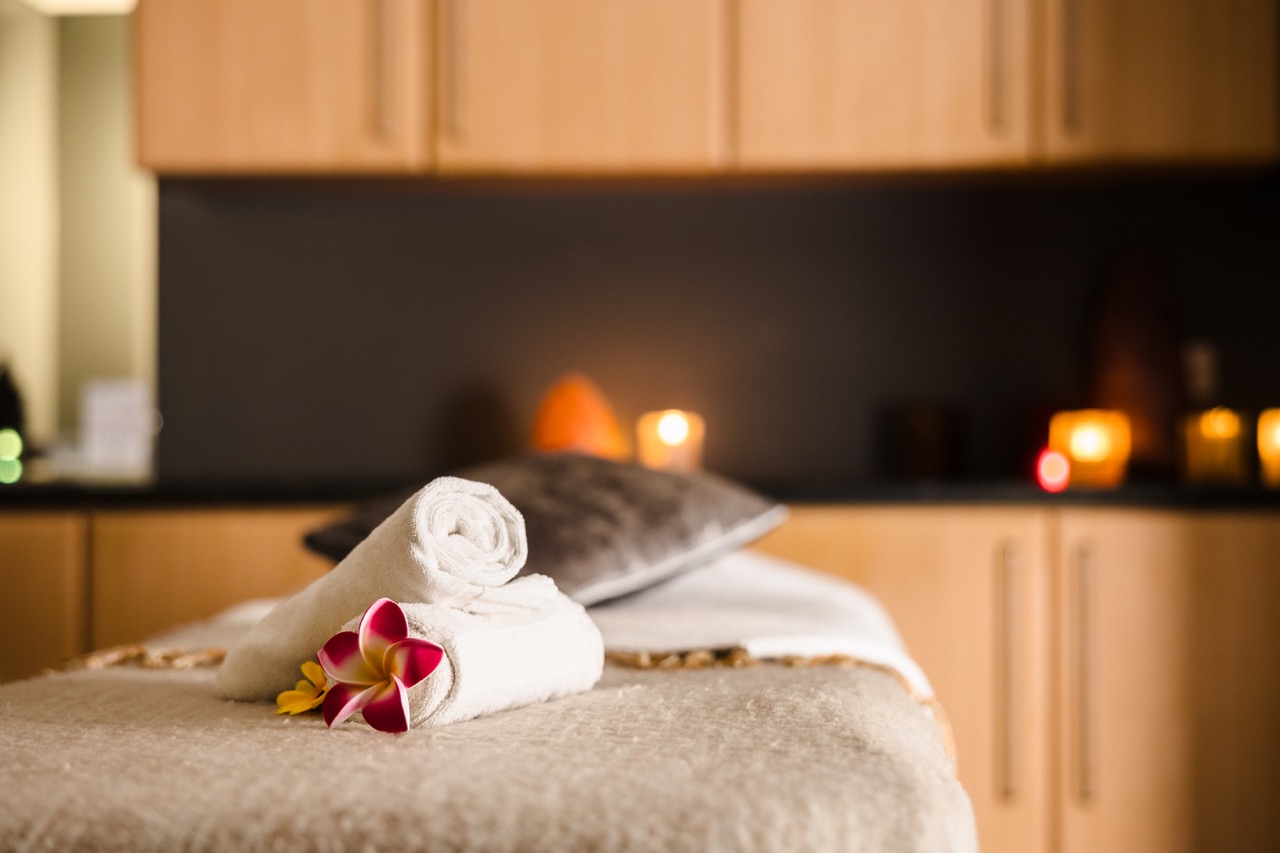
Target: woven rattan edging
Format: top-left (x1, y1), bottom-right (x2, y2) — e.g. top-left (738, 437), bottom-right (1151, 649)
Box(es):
top-left (49, 643), bottom-right (955, 762)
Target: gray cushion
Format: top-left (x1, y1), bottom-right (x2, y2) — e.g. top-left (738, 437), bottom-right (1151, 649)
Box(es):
top-left (304, 453), bottom-right (787, 605)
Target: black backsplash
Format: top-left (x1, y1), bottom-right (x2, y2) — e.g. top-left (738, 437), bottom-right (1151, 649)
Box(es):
top-left (156, 170), bottom-right (1280, 494)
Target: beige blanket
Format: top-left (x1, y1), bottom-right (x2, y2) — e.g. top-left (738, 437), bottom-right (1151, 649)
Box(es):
top-left (0, 653), bottom-right (975, 853)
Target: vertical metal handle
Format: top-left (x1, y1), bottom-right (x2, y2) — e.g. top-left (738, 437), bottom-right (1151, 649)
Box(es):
top-left (996, 540), bottom-right (1019, 800)
top-left (372, 0), bottom-right (397, 139)
top-left (1062, 0), bottom-right (1082, 133)
top-left (439, 0), bottom-right (467, 141)
top-left (721, 0), bottom-right (739, 167)
top-left (1074, 542), bottom-right (1095, 802)
top-left (987, 0), bottom-right (1007, 132)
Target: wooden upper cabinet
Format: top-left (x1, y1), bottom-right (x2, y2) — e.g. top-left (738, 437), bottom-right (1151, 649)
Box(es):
top-left (736, 0), bottom-right (1033, 169)
top-left (132, 0), bottom-right (1277, 174)
top-left (433, 0), bottom-right (727, 174)
top-left (1039, 0), bottom-right (1279, 162)
top-left (135, 0), bottom-right (431, 173)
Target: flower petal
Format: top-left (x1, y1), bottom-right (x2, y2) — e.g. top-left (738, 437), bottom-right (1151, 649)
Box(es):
top-left (300, 660), bottom-right (328, 690)
top-left (277, 688), bottom-right (322, 715)
top-left (319, 631), bottom-right (380, 687)
top-left (385, 638), bottom-right (444, 689)
top-left (358, 598), bottom-right (408, 673)
top-left (322, 682), bottom-right (378, 728)
top-left (359, 676), bottom-right (410, 734)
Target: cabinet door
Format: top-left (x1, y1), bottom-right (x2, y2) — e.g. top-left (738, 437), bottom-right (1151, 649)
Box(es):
top-left (434, 0), bottom-right (727, 173)
top-left (1039, 0), bottom-right (1278, 162)
top-left (91, 507), bottom-right (341, 647)
top-left (1054, 509), bottom-right (1195, 853)
top-left (753, 505), bottom-right (1052, 853)
top-left (736, 0), bottom-right (1032, 169)
top-left (1183, 512), bottom-right (1280, 853)
top-left (135, 0), bottom-right (430, 173)
top-left (0, 512), bottom-right (88, 682)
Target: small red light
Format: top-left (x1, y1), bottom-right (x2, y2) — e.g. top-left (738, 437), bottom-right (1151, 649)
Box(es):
top-left (1037, 448), bottom-right (1070, 493)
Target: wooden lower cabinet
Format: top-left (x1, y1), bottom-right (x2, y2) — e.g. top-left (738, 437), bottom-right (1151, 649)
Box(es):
top-left (0, 505), bottom-right (341, 681)
top-left (90, 507), bottom-right (341, 648)
top-left (1053, 509), bottom-right (1196, 853)
top-left (1183, 513), bottom-right (1280, 853)
top-left (755, 505), bottom-right (1054, 853)
top-left (0, 512), bottom-right (89, 683)
top-left (754, 503), bottom-right (1280, 853)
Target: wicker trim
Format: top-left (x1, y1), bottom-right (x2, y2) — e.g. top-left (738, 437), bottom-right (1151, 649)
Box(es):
top-left (47, 643), bottom-right (956, 765)
top-left (606, 647), bottom-right (956, 763)
top-left (50, 645), bottom-right (227, 674)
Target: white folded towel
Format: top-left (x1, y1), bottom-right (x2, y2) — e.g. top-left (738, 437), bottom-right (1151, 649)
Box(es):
top-left (218, 476), bottom-right (561, 704)
top-left (377, 576), bottom-right (602, 727)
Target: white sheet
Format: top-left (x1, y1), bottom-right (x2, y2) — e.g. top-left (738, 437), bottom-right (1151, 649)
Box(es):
top-left (588, 549), bottom-right (935, 699)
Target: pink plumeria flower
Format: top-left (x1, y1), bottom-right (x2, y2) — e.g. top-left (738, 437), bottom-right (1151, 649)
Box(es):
top-left (317, 598), bottom-right (444, 734)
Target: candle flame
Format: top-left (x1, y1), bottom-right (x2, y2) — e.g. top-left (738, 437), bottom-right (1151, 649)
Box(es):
top-left (1070, 423), bottom-right (1112, 463)
top-left (1199, 407), bottom-right (1240, 440)
top-left (656, 411), bottom-right (690, 446)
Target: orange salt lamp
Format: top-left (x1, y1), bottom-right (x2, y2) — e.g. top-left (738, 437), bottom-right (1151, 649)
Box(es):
top-left (531, 373), bottom-right (629, 460)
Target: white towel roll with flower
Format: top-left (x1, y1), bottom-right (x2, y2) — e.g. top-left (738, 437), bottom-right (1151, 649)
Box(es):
top-left (218, 476), bottom-right (601, 716)
top-left (312, 584), bottom-right (603, 732)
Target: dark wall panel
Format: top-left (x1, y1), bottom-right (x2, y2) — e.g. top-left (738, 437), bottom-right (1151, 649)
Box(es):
top-left (156, 172), bottom-right (1280, 492)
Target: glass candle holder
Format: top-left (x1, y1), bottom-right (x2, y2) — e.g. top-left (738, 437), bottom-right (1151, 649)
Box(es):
top-left (1258, 409), bottom-right (1280, 488)
top-left (636, 410), bottom-right (704, 471)
top-left (1180, 407), bottom-right (1247, 486)
top-left (1048, 410), bottom-right (1131, 488)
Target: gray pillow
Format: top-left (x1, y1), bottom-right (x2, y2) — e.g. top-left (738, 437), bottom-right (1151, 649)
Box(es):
top-left (304, 453), bottom-right (788, 605)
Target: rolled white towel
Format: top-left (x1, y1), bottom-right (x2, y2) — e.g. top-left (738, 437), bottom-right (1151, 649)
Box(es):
top-left (219, 476), bottom-right (528, 701)
top-left (368, 577), bottom-right (603, 728)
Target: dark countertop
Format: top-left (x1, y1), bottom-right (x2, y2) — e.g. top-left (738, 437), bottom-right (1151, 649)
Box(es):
top-left (767, 480), bottom-right (1280, 510)
top-left (0, 479), bottom-right (378, 510)
top-left (4, 476), bottom-right (1280, 512)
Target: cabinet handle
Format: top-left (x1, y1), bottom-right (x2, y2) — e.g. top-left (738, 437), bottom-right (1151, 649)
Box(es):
top-left (1073, 542), bottom-right (1095, 803)
top-left (1062, 0), bottom-right (1082, 133)
top-left (996, 540), bottom-right (1019, 800)
top-left (987, 0), bottom-right (1007, 132)
top-left (372, 0), bottom-right (397, 140)
top-left (440, 0), bottom-right (467, 141)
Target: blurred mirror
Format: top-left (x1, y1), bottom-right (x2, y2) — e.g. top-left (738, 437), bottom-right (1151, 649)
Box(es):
top-left (0, 0), bottom-right (155, 479)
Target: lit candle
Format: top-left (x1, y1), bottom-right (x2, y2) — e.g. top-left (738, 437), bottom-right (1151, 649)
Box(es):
top-left (1180, 407), bottom-right (1247, 486)
top-left (1048, 410), bottom-right (1131, 488)
top-left (1257, 409), bottom-right (1280, 488)
top-left (636, 410), bottom-right (705, 471)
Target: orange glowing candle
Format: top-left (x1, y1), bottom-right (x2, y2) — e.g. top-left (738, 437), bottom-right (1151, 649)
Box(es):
top-left (1048, 410), bottom-right (1131, 488)
top-left (636, 410), bottom-right (705, 471)
top-left (530, 373), bottom-right (628, 460)
top-left (1257, 409), bottom-right (1280, 488)
top-left (1180, 407), bottom-right (1246, 486)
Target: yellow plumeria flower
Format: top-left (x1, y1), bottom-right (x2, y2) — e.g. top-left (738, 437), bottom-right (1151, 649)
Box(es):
top-left (276, 660), bottom-right (329, 715)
